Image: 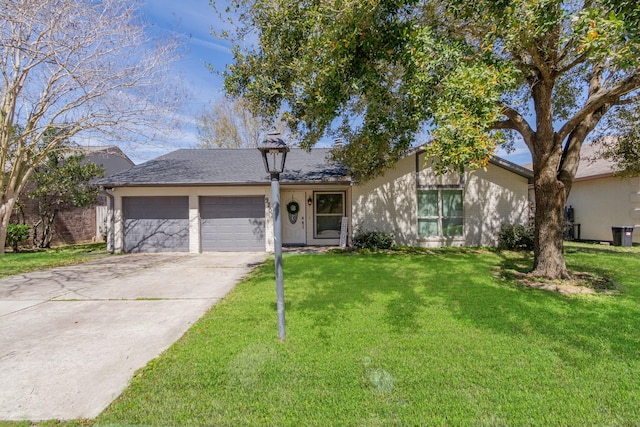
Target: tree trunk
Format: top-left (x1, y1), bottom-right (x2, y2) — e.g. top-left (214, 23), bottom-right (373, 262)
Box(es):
top-left (0, 215), bottom-right (7, 255)
top-left (41, 211), bottom-right (57, 249)
top-left (531, 156), bottom-right (570, 279)
top-left (0, 198), bottom-right (17, 255)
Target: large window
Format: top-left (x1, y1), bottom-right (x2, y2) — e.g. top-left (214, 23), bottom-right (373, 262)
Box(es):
top-left (418, 189), bottom-right (463, 238)
top-left (315, 192), bottom-right (345, 238)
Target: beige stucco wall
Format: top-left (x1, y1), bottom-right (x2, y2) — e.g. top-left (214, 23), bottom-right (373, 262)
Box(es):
top-left (351, 153), bottom-right (530, 247)
top-left (567, 176), bottom-right (640, 243)
top-left (464, 163), bottom-right (530, 246)
top-left (351, 155), bottom-right (418, 245)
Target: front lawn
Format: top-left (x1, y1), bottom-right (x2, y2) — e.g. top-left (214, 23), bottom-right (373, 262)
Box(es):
top-left (0, 243), bottom-right (108, 278)
top-left (94, 243), bottom-right (640, 426)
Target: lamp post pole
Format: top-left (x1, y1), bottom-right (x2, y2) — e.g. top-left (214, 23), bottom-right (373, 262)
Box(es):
top-left (258, 132), bottom-right (289, 342)
top-left (271, 172), bottom-right (286, 341)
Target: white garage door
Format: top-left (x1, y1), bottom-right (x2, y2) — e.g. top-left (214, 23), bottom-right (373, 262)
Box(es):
top-left (123, 196), bottom-right (189, 253)
top-left (200, 196), bottom-right (265, 251)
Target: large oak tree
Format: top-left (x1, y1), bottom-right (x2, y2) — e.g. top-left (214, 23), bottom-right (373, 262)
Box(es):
top-left (222, 0), bottom-right (640, 279)
top-left (0, 0), bottom-right (182, 253)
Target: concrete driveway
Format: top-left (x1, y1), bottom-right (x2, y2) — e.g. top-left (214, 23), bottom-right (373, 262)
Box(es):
top-left (0, 252), bottom-right (266, 421)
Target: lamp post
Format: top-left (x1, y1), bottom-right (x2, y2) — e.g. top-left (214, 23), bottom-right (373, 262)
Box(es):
top-left (258, 132), bottom-right (289, 341)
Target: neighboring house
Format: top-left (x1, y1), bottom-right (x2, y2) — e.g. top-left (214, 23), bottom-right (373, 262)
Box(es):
top-left (556, 142), bottom-right (639, 243)
top-left (96, 147), bottom-right (532, 253)
top-left (14, 146), bottom-right (134, 245)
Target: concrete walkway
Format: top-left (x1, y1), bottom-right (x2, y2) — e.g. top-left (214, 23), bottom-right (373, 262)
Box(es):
top-left (0, 252), bottom-right (266, 421)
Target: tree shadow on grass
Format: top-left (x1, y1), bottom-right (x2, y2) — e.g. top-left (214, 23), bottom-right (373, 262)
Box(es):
top-left (285, 251), bottom-right (640, 363)
top-left (470, 249), bottom-right (640, 362)
top-left (286, 252), bottom-right (497, 336)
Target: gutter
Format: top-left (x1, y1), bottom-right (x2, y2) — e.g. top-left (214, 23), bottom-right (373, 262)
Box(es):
top-left (94, 180), bottom-right (353, 188)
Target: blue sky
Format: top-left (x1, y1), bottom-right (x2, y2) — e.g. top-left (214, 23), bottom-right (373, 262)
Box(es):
top-left (124, 0), bottom-right (230, 163)
top-left (134, 0), bottom-right (531, 166)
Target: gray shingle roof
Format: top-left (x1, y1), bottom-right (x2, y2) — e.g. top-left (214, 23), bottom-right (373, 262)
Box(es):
top-left (520, 139), bottom-right (625, 181)
top-left (574, 140), bottom-right (616, 180)
top-left (96, 148), bottom-right (349, 187)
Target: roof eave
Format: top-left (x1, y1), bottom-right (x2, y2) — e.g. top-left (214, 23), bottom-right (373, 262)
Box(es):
top-left (413, 146), bottom-right (533, 181)
top-left (488, 157), bottom-right (534, 181)
top-left (99, 179), bottom-right (352, 188)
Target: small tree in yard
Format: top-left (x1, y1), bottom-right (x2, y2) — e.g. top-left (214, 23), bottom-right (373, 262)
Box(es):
top-left (28, 146), bottom-right (104, 248)
top-left (0, 0), bottom-right (183, 254)
top-left (5, 224), bottom-right (31, 252)
top-left (221, 0), bottom-right (640, 279)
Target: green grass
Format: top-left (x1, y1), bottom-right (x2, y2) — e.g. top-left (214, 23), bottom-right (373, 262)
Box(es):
top-left (86, 243), bottom-right (640, 426)
top-left (0, 243), bottom-right (108, 278)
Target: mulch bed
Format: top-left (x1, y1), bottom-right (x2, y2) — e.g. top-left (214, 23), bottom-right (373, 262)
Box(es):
top-left (504, 270), bottom-right (620, 295)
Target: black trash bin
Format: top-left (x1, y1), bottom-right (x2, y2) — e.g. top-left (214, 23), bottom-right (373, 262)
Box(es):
top-left (612, 226), bottom-right (634, 247)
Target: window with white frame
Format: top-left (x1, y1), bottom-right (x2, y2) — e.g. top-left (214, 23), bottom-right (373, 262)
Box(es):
top-left (315, 192), bottom-right (345, 238)
top-left (417, 189), bottom-right (463, 238)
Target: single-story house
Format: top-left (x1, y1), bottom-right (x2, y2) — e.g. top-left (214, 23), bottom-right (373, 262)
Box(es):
top-left (563, 142), bottom-right (640, 243)
top-left (96, 147), bottom-right (532, 253)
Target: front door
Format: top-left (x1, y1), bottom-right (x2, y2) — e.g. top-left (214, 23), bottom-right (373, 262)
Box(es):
top-left (282, 190), bottom-right (306, 245)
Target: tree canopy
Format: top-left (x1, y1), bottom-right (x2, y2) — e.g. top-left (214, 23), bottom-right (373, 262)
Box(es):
top-left (222, 0), bottom-right (640, 279)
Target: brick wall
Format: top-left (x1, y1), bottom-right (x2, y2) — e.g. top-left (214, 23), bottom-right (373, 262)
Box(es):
top-left (11, 194), bottom-right (104, 247)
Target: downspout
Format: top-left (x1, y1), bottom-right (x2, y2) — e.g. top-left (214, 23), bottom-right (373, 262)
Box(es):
top-left (99, 187), bottom-right (115, 253)
top-left (415, 146), bottom-right (425, 188)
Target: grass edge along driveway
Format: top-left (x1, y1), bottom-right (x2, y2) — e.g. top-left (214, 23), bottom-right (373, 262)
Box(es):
top-left (11, 243), bottom-right (640, 426)
top-left (0, 243), bottom-right (108, 278)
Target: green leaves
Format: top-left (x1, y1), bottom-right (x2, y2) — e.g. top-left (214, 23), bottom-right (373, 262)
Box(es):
top-left (426, 62), bottom-right (517, 173)
top-left (596, 106), bottom-right (640, 177)
top-left (222, 0), bottom-right (640, 180)
top-left (30, 154), bottom-right (104, 208)
top-left (28, 151), bottom-right (104, 247)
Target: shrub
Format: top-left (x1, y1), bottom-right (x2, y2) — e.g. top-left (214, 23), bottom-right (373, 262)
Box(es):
top-left (6, 224), bottom-right (31, 252)
top-left (498, 223), bottom-right (534, 250)
top-left (353, 230), bottom-right (394, 250)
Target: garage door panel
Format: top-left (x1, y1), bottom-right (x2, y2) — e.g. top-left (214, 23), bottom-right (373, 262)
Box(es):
top-left (201, 197), bottom-right (264, 219)
top-left (123, 197), bottom-right (189, 253)
top-left (200, 196), bottom-right (265, 251)
top-left (124, 197), bottom-right (189, 220)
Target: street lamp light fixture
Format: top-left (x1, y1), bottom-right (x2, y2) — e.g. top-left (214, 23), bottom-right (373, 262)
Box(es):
top-left (258, 131), bottom-right (289, 341)
top-left (258, 132), bottom-right (289, 178)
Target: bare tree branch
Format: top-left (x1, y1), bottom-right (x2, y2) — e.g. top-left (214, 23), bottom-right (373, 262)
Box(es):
top-left (0, 0), bottom-right (184, 252)
top-left (557, 73), bottom-right (640, 142)
top-left (494, 105), bottom-right (536, 151)
top-left (196, 97), bottom-right (292, 148)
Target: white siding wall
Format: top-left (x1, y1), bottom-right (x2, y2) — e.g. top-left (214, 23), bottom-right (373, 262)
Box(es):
top-left (352, 153), bottom-right (530, 247)
top-left (95, 205), bottom-right (108, 242)
top-left (567, 176), bottom-right (640, 243)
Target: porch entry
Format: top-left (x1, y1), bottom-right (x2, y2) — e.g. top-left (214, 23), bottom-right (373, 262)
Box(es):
top-left (282, 190), bottom-right (307, 245)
